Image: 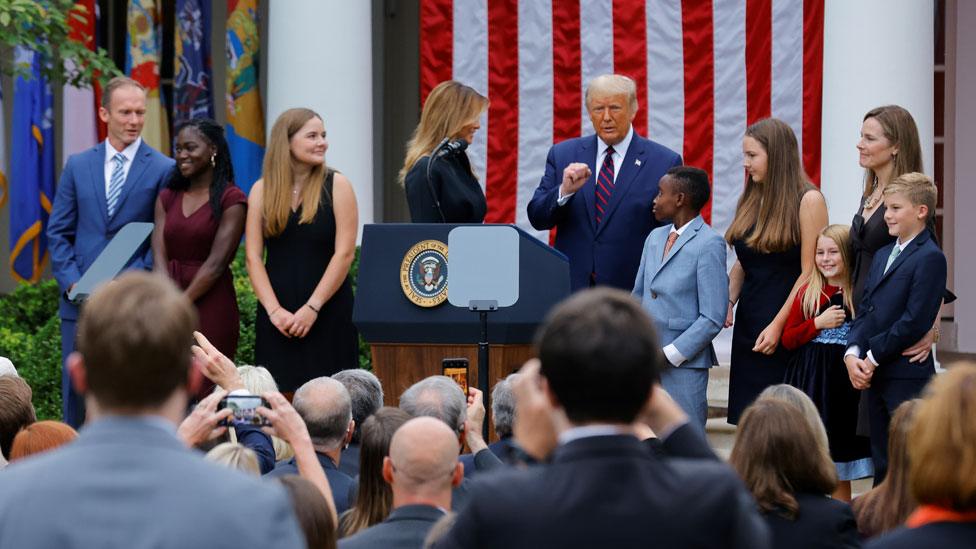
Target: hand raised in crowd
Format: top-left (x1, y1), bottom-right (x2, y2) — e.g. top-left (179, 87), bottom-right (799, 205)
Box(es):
top-left (559, 162), bottom-right (592, 197)
top-left (464, 387), bottom-right (488, 454)
top-left (901, 327), bottom-right (935, 363)
top-left (814, 305), bottom-right (846, 330)
top-left (637, 384), bottom-right (689, 438)
top-left (191, 331), bottom-right (245, 392)
top-left (285, 304), bottom-right (318, 338)
top-left (753, 321), bottom-right (783, 355)
top-left (258, 391), bottom-right (338, 525)
top-left (177, 389), bottom-right (233, 447)
top-left (512, 359), bottom-right (563, 461)
top-left (269, 307), bottom-right (296, 338)
top-left (844, 355), bottom-right (874, 390)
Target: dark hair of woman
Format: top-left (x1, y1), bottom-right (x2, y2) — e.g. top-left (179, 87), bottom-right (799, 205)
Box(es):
top-left (852, 399), bottom-right (919, 538)
top-left (337, 406), bottom-right (412, 537)
top-left (277, 475), bottom-right (337, 549)
top-left (729, 398), bottom-right (837, 519)
top-left (166, 118), bottom-right (235, 222)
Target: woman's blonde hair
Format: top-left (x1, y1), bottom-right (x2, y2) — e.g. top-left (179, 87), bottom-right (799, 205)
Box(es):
top-left (205, 442), bottom-right (261, 476)
top-left (726, 118), bottom-right (817, 253)
top-left (799, 224), bottom-right (855, 319)
top-left (909, 364), bottom-right (976, 510)
top-left (398, 81), bottom-right (487, 185)
top-left (862, 105), bottom-right (923, 197)
top-left (262, 108), bottom-right (329, 237)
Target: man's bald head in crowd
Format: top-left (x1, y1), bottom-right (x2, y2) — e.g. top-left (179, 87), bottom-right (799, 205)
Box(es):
top-left (384, 417), bottom-right (462, 502)
top-left (293, 377), bottom-right (353, 451)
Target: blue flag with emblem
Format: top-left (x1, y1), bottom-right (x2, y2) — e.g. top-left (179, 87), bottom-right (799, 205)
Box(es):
top-left (173, 0), bottom-right (213, 128)
top-left (9, 47), bottom-right (55, 283)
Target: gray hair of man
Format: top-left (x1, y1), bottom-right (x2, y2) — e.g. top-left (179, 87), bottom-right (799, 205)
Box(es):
top-left (333, 369), bottom-right (384, 443)
top-left (490, 373), bottom-right (521, 438)
top-left (399, 375), bottom-right (467, 434)
top-left (585, 74), bottom-right (638, 113)
top-left (292, 377), bottom-right (353, 451)
top-left (0, 357), bottom-right (17, 377)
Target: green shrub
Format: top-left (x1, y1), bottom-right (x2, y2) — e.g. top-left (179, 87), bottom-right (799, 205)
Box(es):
top-left (0, 245), bottom-right (370, 421)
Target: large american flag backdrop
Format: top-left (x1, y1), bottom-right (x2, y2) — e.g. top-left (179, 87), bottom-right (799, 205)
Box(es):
top-left (420, 0), bottom-right (824, 239)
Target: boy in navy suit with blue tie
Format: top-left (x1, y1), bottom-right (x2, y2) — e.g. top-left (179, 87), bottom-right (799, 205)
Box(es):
top-left (844, 172), bottom-right (946, 483)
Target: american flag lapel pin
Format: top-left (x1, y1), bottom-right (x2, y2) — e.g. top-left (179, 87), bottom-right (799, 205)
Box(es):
top-left (635, 159), bottom-right (642, 166)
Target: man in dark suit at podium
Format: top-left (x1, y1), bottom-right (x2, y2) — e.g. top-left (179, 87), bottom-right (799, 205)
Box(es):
top-left (47, 76), bottom-right (173, 427)
top-left (527, 74), bottom-right (681, 291)
top-left (433, 289), bottom-right (768, 548)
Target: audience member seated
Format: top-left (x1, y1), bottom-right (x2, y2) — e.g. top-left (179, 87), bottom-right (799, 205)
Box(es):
top-left (278, 475), bottom-right (338, 549)
top-left (399, 377), bottom-right (498, 511)
top-left (0, 375), bottom-right (36, 469)
top-left (0, 272), bottom-right (305, 548)
top-left (238, 364), bottom-right (295, 461)
top-left (435, 288), bottom-right (769, 548)
top-left (8, 420), bottom-right (77, 462)
top-left (340, 417), bottom-right (462, 549)
top-left (730, 398), bottom-right (860, 549)
top-left (339, 407), bottom-right (412, 538)
top-left (268, 377), bottom-right (356, 515)
top-left (636, 383), bottom-right (719, 461)
top-left (852, 400), bottom-right (919, 540)
top-left (205, 441), bottom-right (261, 476)
top-left (758, 384), bottom-right (831, 457)
top-left (0, 356), bottom-right (17, 377)
top-left (867, 365), bottom-right (976, 549)
top-left (334, 368), bottom-right (384, 477)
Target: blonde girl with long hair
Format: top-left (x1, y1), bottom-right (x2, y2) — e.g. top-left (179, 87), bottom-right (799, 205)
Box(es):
top-left (724, 117), bottom-right (828, 425)
top-left (781, 224), bottom-right (874, 501)
top-left (245, 108), bottom-right (360, 393)
top-left (401, 80), bottom-right (488, 223)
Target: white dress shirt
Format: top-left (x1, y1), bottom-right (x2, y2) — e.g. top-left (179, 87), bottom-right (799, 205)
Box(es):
top-left (557, 126), bottom-right (635, 205)
top-left (662, 218), bottom-right (696, 367)
top-left (104, 138), bottom-right (142, 196)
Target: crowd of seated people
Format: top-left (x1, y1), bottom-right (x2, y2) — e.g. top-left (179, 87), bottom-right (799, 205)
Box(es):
top-left (1, 277), bottom-right (973, 549)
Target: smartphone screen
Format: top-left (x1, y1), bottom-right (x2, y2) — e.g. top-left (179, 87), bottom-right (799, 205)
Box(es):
top-left (217, 394), bottom-right (270, 427)
top-left (442, 358), bottom-right (469, 395)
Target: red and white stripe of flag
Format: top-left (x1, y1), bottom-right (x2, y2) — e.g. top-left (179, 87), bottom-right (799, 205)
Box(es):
top-left (420, 0), bottom-right (823, 239)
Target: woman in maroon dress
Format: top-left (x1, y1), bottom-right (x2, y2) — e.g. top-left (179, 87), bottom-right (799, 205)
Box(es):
top-left (152, 119), bottom-right (246, 397)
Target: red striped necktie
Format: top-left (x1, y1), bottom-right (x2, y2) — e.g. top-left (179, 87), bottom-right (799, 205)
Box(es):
top-left (595, 145), bottom-right (615, 224)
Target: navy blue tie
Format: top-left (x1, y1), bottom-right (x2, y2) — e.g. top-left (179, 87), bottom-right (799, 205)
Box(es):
top-left (595, 145), bottom-right (615, 224)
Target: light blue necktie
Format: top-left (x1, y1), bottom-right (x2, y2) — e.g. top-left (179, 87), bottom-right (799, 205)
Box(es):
top-left (106, 152), bottom-right (127, 217)
top-left (884, 244), bottom-right (902, 274)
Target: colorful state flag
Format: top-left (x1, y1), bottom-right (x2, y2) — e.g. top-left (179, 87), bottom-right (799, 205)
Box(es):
top-left (173, 0), bottom-right (214, 128)
top-left (63, 0), bottom-right (99, 159)
top-left (9, 47), bottom-right (56, 283)
top-left (225, 0), bottom-right (265, 194)
top-left (0, 82), bottom-right (7, 210)
top-left (126, 0), bottom-right (169, 154)
top-left (420, 0), bottom-right (824, 239)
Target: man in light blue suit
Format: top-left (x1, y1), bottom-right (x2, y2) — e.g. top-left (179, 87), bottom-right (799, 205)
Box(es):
top-left (47, 76), bottom-right (173, 427)
top-left (0, 273), bottom-right (305, 549)
top-left (633, 167), bottom-right (728, 428)
top-left (528, 74), bottom-right (681, 292)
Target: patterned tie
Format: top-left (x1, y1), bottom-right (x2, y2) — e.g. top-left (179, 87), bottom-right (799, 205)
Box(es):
top-left (595, 145), bottom-right (616, 224)
top-left (884, 244), bottom-right (902, 274)
top-left (106, 152), bottom-right (127, 217)
top-left (663, 231), bottom-right (679, 259)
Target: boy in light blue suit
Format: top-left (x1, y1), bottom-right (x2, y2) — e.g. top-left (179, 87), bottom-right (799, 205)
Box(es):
top-left (633, 167), bottom-right (728, 427)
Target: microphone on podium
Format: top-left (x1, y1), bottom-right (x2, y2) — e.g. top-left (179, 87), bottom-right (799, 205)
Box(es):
top-left (435, 139), bottom-right (468, 158)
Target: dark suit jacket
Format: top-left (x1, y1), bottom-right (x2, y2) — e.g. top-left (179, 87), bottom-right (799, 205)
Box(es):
top-left (527, 132), bottom-right (681, 291)
top-left (644, 421), bottom-right (719, 461)
top-left (0, 416), bottom-right (304, 548)
top-left (434, 434), bottom-right (769, 548)
top-left (764, 493), bottom-right (861, 549)
top-left (268, 451), bottom-right (355, 514)
top-left (339, 442), bottom-right (361, 477)
top-left (847, 230), bottom-right (947, 380)
top-left (47, 140), bottom-right (173, 321)
top-left (866, 522), bottom-right (976, 549)
top-left (339, 504), bottom-right (446, 549)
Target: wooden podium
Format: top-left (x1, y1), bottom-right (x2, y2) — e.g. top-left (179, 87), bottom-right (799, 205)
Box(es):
top-left (353, 224), bottom-right (570, 407)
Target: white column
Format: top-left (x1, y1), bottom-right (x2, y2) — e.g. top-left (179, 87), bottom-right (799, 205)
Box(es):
top-left (820, 0), bottom-right (933, 224)
top-left (953, 0), bottom-right (976, 352)
top-left (266, 0), bottom-right (374, 233)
